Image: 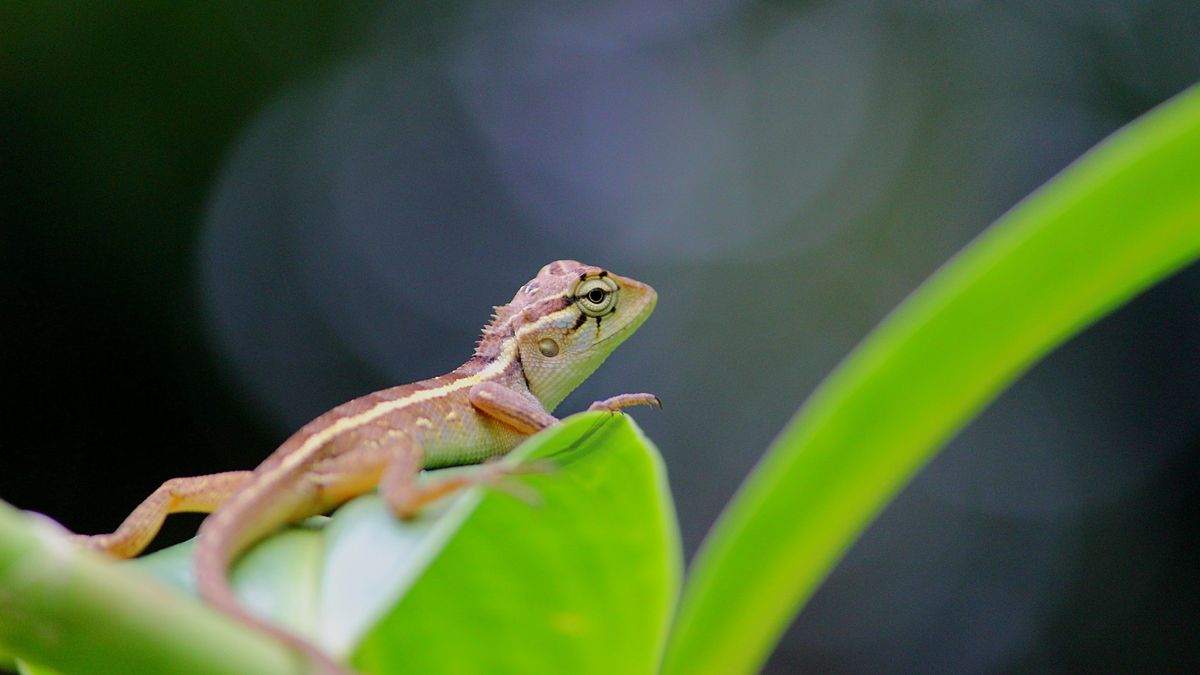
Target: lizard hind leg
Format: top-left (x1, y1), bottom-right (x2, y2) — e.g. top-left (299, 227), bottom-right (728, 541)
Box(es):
top-left (74, 470), bottom-right (254, 558)
top-left (380, 442), bottom-right (547, 520)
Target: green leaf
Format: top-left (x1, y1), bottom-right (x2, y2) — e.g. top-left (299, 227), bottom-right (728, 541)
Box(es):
top-left (16, 659), bottom-right (64, 675)
top-left (132, 412), bottom-right (680, 674)
top-left (351, 414), bottom-right (680, 674)
top-left (661, 85), bottom-right (1200, 675)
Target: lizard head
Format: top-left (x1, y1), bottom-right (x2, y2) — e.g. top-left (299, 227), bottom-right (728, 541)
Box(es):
top-left (476, 260), bottom-right (657, 411)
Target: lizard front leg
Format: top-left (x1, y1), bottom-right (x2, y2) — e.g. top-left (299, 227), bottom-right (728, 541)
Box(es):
top-left (76, 471), bottom-right (254, 558)
top-left (469, 381), bottom-right (559, 434)
top-left (470, 380), bottom-right (660, 432)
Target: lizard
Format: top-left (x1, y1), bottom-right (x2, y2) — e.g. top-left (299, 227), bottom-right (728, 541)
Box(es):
top-left (75, 259), bottom-right (659, 674)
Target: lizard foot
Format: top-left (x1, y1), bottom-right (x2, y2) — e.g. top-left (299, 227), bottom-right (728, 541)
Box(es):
top-left (472, 457), bottom-right (558, 506)
top-left (587, 392), bottom-right (662, 413)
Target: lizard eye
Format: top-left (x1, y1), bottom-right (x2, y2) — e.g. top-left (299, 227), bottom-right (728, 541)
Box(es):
top-left (575, 277), bottom-right (617, 317)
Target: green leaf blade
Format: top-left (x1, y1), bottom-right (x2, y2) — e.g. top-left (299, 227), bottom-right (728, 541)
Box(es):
top-left (351, 413), bottom-right (682, 675)
top-left (662, 85), bottom-right (1200, 675)
top-left (314, 491), bottom-right (481, 657)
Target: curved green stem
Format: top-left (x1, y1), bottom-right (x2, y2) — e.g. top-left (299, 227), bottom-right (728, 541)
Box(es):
top-left (0, 501), bottom-right (298, 675)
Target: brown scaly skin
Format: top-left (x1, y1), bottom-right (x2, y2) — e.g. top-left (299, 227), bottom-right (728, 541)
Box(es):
top-left (75, 260), bottom-right (659, 674)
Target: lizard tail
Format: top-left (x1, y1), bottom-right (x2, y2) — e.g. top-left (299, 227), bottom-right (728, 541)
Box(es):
top-left (195, 476), bottom-right (353, 675)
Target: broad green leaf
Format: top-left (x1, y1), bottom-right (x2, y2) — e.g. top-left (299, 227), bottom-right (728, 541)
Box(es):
top-left (662, 85), bottom-right (1200, 675)
top-left (131, 412), bottom-right (680, 673)
top-left (351, 414), bottom-right (680, 674)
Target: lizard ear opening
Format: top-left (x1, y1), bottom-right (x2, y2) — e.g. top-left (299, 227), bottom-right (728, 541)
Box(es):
top-left (538, 337), bottom-right (560, 357)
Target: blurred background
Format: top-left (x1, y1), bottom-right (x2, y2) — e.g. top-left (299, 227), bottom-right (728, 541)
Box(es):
top-left (3, 1), bottom-right (1198, 672)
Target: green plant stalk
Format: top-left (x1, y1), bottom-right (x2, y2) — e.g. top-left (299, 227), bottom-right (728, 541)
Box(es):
top-left (0, 501), bottom-right (298, 675)
top-left (662, 84), bottom-right (1200, 675)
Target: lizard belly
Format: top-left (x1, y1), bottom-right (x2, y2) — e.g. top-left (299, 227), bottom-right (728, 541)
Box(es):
top-left (420, 406), bottom-right (528, 469)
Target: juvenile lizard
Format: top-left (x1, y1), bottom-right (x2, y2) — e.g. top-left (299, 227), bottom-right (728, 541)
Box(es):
top-left (76, 260), bottom-right (659, 673)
